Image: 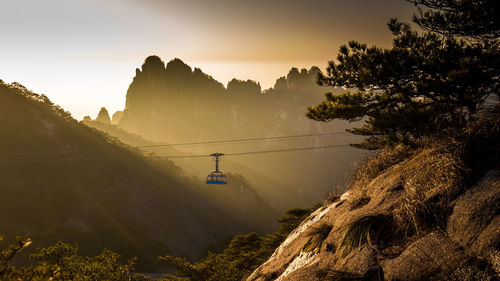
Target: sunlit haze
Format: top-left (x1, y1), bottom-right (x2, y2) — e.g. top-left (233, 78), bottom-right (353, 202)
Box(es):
top-left (0, 0), bottom-right (414, 119)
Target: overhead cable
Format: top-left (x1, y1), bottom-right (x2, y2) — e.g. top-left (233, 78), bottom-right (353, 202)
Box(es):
top-left (137, 131), bottom-right (350, 148)
top-left (159, 144), bottom-right (352, 158)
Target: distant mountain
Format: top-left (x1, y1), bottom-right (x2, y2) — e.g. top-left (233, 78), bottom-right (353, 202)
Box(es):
top-left (0, 81), bottom-right (276, 271)
top-left (118, 56), bottom-right (328, 143)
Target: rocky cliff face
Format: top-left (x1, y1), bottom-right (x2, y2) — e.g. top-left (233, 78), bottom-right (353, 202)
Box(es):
top-left (118, 56), bottom-right (330, 143)
top-left (248, 146), bottom-right (500, 281)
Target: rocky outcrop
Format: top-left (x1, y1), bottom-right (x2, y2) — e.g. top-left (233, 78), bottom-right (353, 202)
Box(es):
top-left (447, 169), bottom-right (500, 258)
top-left (95, 107), bottom-right (111, 123)
top-left (247, 147), bottom-right (500, 281)
top-left (118, 56), bottom-right (331, 143)
top-left (381, 231), bottom-right (466, 280)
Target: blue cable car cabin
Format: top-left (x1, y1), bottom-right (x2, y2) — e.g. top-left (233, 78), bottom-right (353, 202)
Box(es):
top-left (206, 152), bottom-right (227, 185)
top-left (206, 171), bottom-right (227, 185)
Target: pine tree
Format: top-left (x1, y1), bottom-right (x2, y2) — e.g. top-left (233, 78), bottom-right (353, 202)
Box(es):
top-left (0, 235), bottom-right (31, 275)
top-left (307, 1), bottom-right (499, 149)
top-left (407, 0), bottom-right (500, 41)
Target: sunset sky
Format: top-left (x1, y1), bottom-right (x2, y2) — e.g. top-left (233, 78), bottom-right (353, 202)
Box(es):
top-left (0, 0), bottom-right (415, 119)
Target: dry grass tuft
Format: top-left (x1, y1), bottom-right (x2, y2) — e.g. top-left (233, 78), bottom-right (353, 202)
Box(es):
top-left (393, 194), bottom-right (434, 237)
top-left (338, 214), bottom-right (390, 257)
top-left (349, 145), bottom-right (416, 190)
top-left (392, 147), bottom-right (467, 237)
top-left (323, 191), bottom-right (341, 208)
top-left (490, 250), bottom-right (500, 275)
top-left (346, 141), bottom-right (465, 241)
top-left (304, 224), bottom-right (333, 252)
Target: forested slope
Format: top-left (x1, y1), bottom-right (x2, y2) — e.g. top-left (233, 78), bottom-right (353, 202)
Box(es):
top-left (0, 81), bottom-right (275, 271)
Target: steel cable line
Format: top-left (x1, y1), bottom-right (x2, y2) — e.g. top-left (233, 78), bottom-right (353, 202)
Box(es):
top-left (0, 144), bottom-right (353, 162)
top-left (137, 131), bottom-right (350, 149)
top-left (0, 148), bottom-right (97, 157)
top-left (0, 131), bottom-right (351, 156)
top-left (158, 144), bottom-right (352, 159)
top-left (0, 158), bottom-right (113, 163)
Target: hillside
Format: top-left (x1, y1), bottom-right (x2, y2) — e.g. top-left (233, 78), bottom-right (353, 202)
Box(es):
top-left (82, 119), bottom-right (156, 147)
top-left (247, 138), bottom-right (500, 280)
top-left (0, 81), bottom-right (276, 271)
top-left (82, 119), bottom-right (315, 211)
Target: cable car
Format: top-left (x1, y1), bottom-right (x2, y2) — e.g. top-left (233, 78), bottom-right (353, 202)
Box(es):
top-left (206, 153), bottom-right (227, 185)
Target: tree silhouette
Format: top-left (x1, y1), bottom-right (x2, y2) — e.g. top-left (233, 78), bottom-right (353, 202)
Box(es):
top-left (0, 236), bottom-right (31, 275)
top-left (159, 207), bottom-right (313, 281)
top-left (407, 0), bottom-right (500, 41)
top-left (307, 2), bottom-right (499, 149)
